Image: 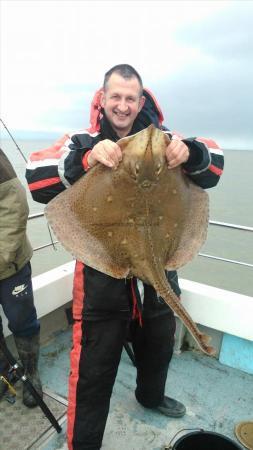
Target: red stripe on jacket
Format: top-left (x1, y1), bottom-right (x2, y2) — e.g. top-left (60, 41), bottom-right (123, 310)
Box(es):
top-left (28, 177), bottom-right (61, 191)
top-left (30, 135), bottom-right (69, 161)
top-left (209, 164), bottom-right (223, 176)
top-left (82, 150), bottom-right (92, 171)
top-left (196, 137), bottom-right (220, 149)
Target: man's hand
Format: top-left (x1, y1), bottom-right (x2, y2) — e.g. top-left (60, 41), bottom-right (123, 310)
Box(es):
top-left (87, 140), bottom-right (122, 169)
top-left (165, 136), bottom-right (190, 169)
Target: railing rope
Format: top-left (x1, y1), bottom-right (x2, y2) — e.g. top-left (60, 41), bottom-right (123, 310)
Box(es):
top-left (28, 212), bottom-right (45, 220)
top-left (33, 242), bottom-right (59, 252)
top-left (209, 220), bottom-right (253, 232)
top-left (199, 253), bottom-right (253, 268)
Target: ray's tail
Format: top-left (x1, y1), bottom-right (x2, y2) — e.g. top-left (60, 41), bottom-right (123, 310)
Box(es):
top-left (151, 270), bottom-right (216, 356)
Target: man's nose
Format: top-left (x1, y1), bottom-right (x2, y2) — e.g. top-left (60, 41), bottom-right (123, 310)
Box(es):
top-left (117, 99), bottom-right (128, 112)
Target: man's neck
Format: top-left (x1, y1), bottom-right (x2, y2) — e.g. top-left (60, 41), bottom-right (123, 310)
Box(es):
top-left (100, 114), bottom-right (133, 141)
top-left (112, 126), bottom-right (131, 139)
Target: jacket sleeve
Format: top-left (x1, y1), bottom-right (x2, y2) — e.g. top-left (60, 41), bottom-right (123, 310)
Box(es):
top-left (25, 131), bottom-right (100, 204)
top-left (163, 129), bottom-right (224, 189)
top-left (0, 179), bottom-right (29, 268)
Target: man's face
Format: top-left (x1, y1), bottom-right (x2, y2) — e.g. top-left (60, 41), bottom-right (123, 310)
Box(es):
top-left (100, 73), bottom-right (145, 138)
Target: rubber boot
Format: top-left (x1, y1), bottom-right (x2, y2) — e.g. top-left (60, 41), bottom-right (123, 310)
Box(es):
top-left (0, 339), bottom-right (10, 399)
top-left (14, 333), bottom-right (43, 407)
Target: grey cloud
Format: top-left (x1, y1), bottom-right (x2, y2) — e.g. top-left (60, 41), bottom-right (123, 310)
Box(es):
top-left (152, 60), bottom-right (253, 148)
top-left (174, 4), bottom-right (253, 61)
top-left (148, 5), bottom-right (253, 148)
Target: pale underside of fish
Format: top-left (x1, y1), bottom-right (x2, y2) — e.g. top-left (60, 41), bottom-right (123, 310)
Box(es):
top-left (45, 124), bottom-right (215, 355)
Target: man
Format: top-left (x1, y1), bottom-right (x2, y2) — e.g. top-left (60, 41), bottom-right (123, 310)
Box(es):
top-left (0, 148), bottom-right (42, 407)
top-left (26, 64), bottom-right (224, 449)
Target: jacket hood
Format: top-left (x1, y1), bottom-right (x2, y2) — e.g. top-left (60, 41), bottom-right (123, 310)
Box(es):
top-left (88, 87), bottom-right (164, 134)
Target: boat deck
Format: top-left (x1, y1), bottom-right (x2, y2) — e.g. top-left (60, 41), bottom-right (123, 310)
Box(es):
top-left (1, 323), bottom-right (252, 450)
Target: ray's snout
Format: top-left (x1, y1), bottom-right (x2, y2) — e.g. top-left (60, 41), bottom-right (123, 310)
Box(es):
top-left (141, 179), bottom-right (151, 188)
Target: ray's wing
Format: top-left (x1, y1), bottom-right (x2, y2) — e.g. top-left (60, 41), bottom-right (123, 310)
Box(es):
top-left (46, 125), bottom-right (208, 280)
top-left (45, 164), bottom-right (133, 278)
top-left (45, 125), bottom-right (159, 278)
top-left (165, 179), bottom-right (209, 270)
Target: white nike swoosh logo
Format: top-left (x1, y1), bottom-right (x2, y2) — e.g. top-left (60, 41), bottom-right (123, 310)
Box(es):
top-left (12, 284), bottom-right (28, 295)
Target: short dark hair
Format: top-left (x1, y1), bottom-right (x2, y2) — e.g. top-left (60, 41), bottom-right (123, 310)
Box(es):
top-left (103, 64), bottom-right (143, 95)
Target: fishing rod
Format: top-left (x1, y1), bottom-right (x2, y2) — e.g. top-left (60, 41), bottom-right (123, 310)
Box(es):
top-left (0, 339), bottom-right (62, 433)
top-left (0, 117), bottom-right (27, 162)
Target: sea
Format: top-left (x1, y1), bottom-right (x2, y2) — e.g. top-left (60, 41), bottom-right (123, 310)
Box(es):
top-left (1, 138), bottom-right (253, 298)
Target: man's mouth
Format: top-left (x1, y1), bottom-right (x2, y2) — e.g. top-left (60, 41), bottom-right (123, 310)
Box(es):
top-left (114, 111), bottom-right (129, 118)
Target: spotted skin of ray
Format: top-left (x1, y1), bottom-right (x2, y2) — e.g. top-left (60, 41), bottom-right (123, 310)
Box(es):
top-left (46, 124), bottom-right (214, 355)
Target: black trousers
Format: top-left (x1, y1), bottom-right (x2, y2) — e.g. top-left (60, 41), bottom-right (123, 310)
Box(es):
top-left (0, 262), bottom-right (39, 338)
top-left (71, 311), bottom-right (176, 450)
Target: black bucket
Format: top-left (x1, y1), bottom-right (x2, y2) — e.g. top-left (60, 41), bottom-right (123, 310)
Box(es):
top-left (171, 430), bottom-right (242, 450)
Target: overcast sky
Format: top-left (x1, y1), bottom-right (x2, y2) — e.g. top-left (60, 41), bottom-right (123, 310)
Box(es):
top-left (1, 0), bottom-right (253, 149)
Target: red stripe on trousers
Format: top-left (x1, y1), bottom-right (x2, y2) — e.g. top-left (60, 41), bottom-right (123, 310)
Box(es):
top-left (67, 261), bottom-right (85, 450)
top-left (28, 177), bottom-right (61, 191)
top-left (130, 279), bottom-right (143, 326)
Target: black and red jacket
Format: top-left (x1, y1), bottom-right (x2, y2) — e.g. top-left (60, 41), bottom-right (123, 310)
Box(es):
top-left (26, 88), bottom-right (224, 320)
top-left (26, 88), bottom-right (223, 202)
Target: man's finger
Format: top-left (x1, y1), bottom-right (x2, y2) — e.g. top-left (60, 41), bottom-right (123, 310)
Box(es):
top-left (104, 142), bottom-right (122, 165)
top-left (167, 159), bottom-right (178, 169)
top-left (115, 145), bottom-right (122, 162)
top-left (98, 155), bottom-right (115, 167)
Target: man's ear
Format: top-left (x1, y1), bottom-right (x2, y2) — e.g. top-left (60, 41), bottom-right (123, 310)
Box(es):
top-left (100, 90), bottom-right (105, 108)
top-left (138, 95), bottom-right (146, 112)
